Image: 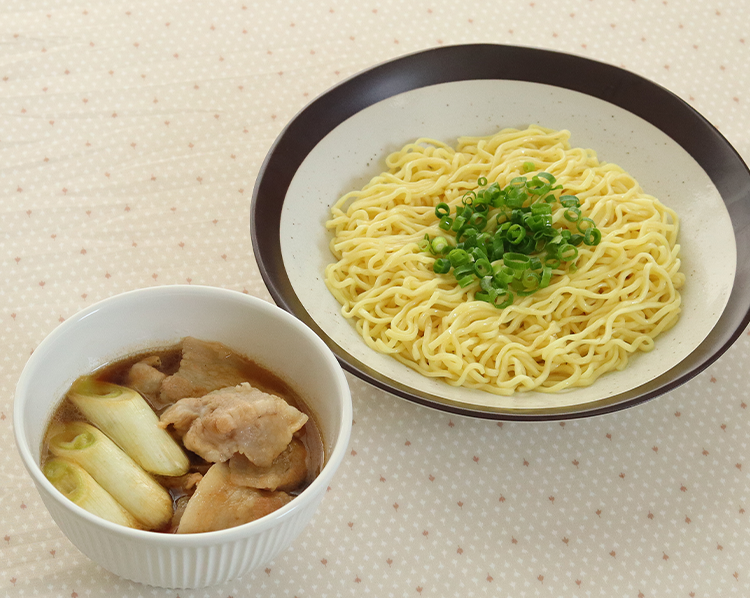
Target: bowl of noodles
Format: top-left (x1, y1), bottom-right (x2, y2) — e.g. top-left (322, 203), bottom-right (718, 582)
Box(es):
top-left (251, 44), bottom-right (750, 420)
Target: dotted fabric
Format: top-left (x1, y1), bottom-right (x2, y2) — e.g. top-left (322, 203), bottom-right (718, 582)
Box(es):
top-left (1, 1), bottom-right (749, 596)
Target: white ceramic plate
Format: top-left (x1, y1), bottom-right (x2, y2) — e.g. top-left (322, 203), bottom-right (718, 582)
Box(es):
top-left (252, 44), bottom-right (750, 420)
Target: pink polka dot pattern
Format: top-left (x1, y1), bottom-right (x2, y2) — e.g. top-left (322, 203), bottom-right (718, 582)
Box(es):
top-left (1, 0), bottom-right (748, 596)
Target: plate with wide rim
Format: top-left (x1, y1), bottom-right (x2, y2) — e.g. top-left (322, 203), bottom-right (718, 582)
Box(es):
top-left (251, 44), bottom-right (750, 420)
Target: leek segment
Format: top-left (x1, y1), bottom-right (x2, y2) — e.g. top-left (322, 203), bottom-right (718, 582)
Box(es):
top-left (48, 421), bottom-right (173, 530)
top-left (43, 457), bottom-right (142, 529)
top-left (68, 377), bottom-right (189, 476)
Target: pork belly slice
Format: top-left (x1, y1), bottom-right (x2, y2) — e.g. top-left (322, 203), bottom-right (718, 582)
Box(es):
top-left (158, 382), bottom-right (308, 467)
top-left (126, 356), bottom-right (167, 407)
top-left (229, 437), bottom-right (308, 492)
top-left (159, 337), bottom-right (251, 404)
top-left (177, 462), bottom-right (293, 533)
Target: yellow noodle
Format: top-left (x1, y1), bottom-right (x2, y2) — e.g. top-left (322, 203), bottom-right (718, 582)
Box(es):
top-left (324, 126), bottom-right (685, 395)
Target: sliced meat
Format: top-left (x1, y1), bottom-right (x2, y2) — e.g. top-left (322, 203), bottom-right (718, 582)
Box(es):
top-left (127, 356), bottom-right (167, 407)
top-left (177, 462), bottom-right (293, 533)
top-left (158, 382), bottom-right (308, 467)
top-left (159, 337), bottom-right (252, 404)
top-left (229, 438), bottom-right (308, 491)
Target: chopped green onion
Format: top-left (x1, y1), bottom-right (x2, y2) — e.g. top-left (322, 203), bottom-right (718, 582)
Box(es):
top-left (431, 236), bottom-right (449, 254)
top-left (435, 202), bottom-right (450, 218)
top-left (505, 188), bottom-right (526, 208)
top-left (531, 203), bottom-right (552, 215)
top-left (469, 212), bottom-right (488, 230)
top-left (418, 234), bottom-right (431, 252)
top-left (527, 175), bottom-right (551, 196)
top-left (493, 265), bottom-right (514, 285)
top-left (474, 258), bottom-right (493, 277)
top-left (584, 227), bottom-right (602, 245)
top-left (494, 289), bottom-right (514, 309)
top-left (503, 252), bottom-right (531, 272)
top-left (506, 224), bottom-right (526, 244)
top-left (433, 258), bottom-right (451, 274)
top-left (462, 228), bottom-right (478, 244)
top-left (544, 256), bottom-right (561, 269)
top-left (536, 172), bottom-right (556, 184)
top-left (420, 172), bottom-right (599, 307)
top-left (491, 234), bottom-right (505, 258)
top-left (468, 247), bottom-right (487, 263)
top-left (540, 266), bottom-right (552, 288)
top-left (457, 275), bottom-right (475, 288)
top-left (448, 248), bottom-right (470, 267)
top-left (560, 195), bottom-right (579, 208)
top-left (454, 263), bottom-right (475, 279)
top-left (476, 232), bottom-right (492, 250)
top-left (577, 217), bottom-right (596, 233)
top-left (568, 233), bottom-right (584, 246)
top-left (522, 269), bottom-right (541, 290)
top-left (514, 236), bottom-right (536, 254)
top-left (487, 184), bottom-right (504, 207)
top-left (527, 214), bottom-right (551, 232)
top-left (558, 244), bottom-right (578, 262)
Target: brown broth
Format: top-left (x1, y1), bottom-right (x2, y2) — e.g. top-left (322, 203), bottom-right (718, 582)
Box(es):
top-left (41, 338), bottom-right (326, 533)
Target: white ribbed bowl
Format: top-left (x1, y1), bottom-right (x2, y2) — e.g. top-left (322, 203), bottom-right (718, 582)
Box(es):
top-left (14, 286), bottom-right (352, 588)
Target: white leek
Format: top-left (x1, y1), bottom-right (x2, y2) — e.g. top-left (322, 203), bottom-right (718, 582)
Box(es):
top-left (48, 421), bottom-right (173, 530)
top-left (43, 457), bottom-right (142, 529)
top-left (68, 376), bottom-right (189, 476)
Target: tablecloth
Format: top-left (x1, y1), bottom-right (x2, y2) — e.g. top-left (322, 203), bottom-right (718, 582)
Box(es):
top-left (2, 1), bottom-right (749, 596)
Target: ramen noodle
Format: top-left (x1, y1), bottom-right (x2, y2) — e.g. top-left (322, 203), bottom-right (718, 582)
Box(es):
top-left (324, 126), bottom-right (684, 395)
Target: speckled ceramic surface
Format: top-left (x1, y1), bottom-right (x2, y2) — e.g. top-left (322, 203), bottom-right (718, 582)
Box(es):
top-left (275, 73), bottom-right (738, 413)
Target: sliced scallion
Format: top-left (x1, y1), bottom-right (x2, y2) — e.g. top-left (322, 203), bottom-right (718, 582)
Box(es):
top-left (419, 172), bottom-right (600, 307)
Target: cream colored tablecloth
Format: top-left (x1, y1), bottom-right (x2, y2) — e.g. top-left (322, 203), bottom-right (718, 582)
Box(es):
top-left (2, 1), bottom-right (749, 596)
